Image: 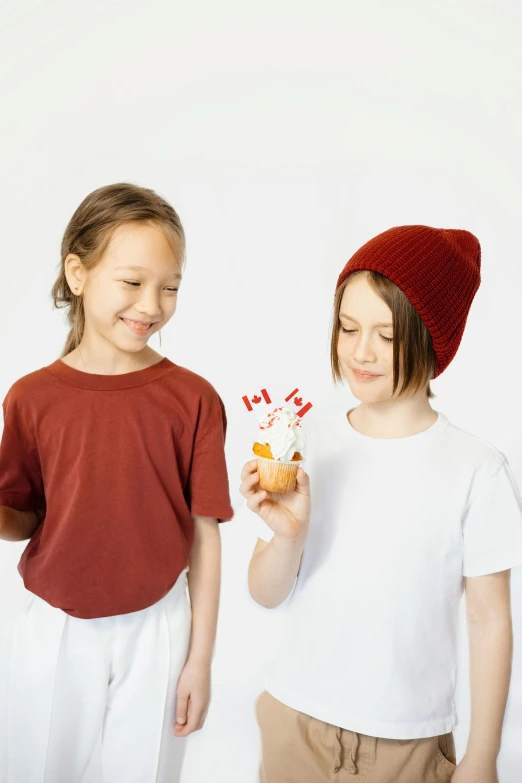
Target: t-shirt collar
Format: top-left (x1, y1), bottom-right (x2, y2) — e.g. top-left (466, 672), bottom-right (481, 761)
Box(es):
top-left (342, 408), bottom-right (449, 445)
top-left (45, 357), bottom-right (175, 390)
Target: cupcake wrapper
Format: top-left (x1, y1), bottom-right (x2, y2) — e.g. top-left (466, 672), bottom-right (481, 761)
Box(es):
top-left (256, 456), bottom-right (301, 494)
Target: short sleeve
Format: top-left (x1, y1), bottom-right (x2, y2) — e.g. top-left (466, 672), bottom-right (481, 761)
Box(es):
top-left (462, 457), bottom-right (522, 577)
top-left (188, 397), bottom-right (234, 522)
top-left (0, 402), bottom-right (45, 512)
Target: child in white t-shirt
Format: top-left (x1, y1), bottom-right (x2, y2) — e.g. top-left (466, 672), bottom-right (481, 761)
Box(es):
top-left (240, 225), bottom-right (522, 783)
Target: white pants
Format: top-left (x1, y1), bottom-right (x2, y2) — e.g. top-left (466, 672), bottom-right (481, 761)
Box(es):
top-left (6, 569), bottom-right (192, 783)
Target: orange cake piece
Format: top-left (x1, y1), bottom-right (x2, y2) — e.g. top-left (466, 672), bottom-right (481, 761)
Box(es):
top-left (253, 442), bottom-right (302, 461)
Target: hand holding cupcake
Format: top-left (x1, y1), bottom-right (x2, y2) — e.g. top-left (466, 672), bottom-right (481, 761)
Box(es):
top-left (240, 403), bottom-right (311, 541)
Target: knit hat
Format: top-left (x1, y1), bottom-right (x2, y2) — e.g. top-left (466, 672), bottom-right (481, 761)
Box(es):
top-left (335, 225), bottom-right (481, 378)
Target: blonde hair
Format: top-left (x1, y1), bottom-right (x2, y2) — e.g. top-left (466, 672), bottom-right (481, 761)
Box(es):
top-left (330, 270), bottom-right (436, 398)
top-left (52, 183), bottom-right (185, 358)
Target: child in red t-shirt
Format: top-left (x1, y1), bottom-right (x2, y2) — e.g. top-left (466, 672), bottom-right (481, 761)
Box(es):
top-left (0, 183), bottom-right (233, 782)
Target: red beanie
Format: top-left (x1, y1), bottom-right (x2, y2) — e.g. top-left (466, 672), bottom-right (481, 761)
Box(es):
top-left (335, 225), bottom-right (481, 378)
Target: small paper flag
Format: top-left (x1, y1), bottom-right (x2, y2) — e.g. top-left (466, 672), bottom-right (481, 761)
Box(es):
top-left (284, 387), bottom-right (313, 417)
top-left (242, 388), bottom-right (272, 411)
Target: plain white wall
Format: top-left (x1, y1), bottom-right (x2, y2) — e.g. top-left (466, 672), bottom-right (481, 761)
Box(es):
top-left (1, 1), bottom-right (522, 780)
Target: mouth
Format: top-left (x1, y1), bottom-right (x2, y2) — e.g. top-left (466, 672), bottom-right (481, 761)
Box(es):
top-left (120, 317), bottom-right (155, 336)
top-left (352, 368), bottom-right (382, 381)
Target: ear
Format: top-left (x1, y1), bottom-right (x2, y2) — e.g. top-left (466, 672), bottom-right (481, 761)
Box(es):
top-left (64, 254), bottom-right (87, 296)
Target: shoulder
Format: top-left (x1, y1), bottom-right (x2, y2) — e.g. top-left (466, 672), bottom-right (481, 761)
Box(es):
top-left (166, 363), bottom-right (223, 405)
top-left (1, 367), bottom-right (53, 437)
top-left (164, 363), bottom-right (226, 435)
top-left (442, 414), bottom-right (505, 468)
top-left (2, 366), bottom-right (52, 409)
top-left (440, 415), bottom-right (507, 504)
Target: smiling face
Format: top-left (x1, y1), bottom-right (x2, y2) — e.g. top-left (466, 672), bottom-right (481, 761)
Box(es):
top-left (336, 272), bottom-right (403, 403)
top-left (65, 221), bottom-right (182, 357)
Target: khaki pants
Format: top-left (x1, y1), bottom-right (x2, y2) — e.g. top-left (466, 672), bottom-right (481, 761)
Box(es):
top-left (255, 691), bottom-right (457, 783)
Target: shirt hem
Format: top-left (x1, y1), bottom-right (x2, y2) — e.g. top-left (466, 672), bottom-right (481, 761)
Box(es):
top-left (463, 553), bottom-right (522, 577)
top-left (191, 504), bottom-right (234, 522)
top-left (18, 567), bottom-right (189, 619)
top-left (264, 680), bottom-right (458, 740)
top-left (0, 492), bottom-right (36, 511)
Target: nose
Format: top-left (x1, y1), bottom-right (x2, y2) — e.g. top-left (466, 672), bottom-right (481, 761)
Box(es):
top-left (353, 331), bottom-right (377, 364)
top-left (136, 288), bottom-right (162, 319)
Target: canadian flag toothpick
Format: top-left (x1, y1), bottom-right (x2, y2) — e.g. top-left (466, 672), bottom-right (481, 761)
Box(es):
top-left (242, 388), bottom-right (272, 412)
top-left (284, 387), bottom-right (313, 417)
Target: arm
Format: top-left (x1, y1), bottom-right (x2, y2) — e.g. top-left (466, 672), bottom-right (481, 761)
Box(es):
top-left (174, 515), bottom-right (221, 737)
top-left (454, 569), bottom-right (512, 782)
top-left (0, 505), bottom-right (42, 541)
top-left (186, 515), bottom-right (221, 664)
top-left (248, 527), bottom-right (308, 608)
top-left (241, 459), bottom-right (311, 608)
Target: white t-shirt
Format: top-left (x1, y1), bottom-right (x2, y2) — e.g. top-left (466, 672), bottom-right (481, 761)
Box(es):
top-left (253, 410), bottom-right (522, 739)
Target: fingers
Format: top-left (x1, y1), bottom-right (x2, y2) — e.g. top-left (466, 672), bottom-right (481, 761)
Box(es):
top-left (241, 458), bottom-right (268, 517)
top-left (174, 697), bottom-right (207, 737)
top-left (175, 691), bottom-right (189, 731)
top-left (240, 459), bottom-right (258, 482)
top-left (239, 460), bottom-right (260, 499)
top-left (246, 489), bottom-right (268, 514)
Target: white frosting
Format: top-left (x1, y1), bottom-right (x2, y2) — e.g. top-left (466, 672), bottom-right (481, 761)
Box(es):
top-left (256, 406), bottom-right (306, 462)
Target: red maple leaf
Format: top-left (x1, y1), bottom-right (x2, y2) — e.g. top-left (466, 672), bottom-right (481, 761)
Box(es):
top-left (294, 396), bottom-right (303, 406)
top-left (252, 395), bottom-right (262, 404)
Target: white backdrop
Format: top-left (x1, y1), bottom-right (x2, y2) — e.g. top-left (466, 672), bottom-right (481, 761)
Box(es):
top-left (1, 1), bottom-right (522, 781)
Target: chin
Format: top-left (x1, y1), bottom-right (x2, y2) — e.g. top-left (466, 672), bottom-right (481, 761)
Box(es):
top-left (343, 373), bottom-right (392, 404)
top-left (349, 387), bottom-right (384, 404)
top-left (113, 337), bottom-right (150, 353)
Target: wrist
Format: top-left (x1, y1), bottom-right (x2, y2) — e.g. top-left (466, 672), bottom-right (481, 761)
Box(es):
top-left (465, 738), bottom-right (501, 762)
top-left (273, 525), bottom-right (309, 548)
top-left (186, 647), bottom-right (213, 667)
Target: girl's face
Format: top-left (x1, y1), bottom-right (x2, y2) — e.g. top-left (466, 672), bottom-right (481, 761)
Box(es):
top-left (80, 222), bottom-right (182, 353)
top-left (337, 273), bottom-right (402, 403)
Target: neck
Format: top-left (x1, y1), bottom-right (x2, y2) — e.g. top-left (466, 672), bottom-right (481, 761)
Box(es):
top-left (348, 393), bottom-right (437, 439)
top-left (63, 336), bottom-right (163, 376)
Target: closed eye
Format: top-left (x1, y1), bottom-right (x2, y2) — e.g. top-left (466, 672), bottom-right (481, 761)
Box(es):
top-left (123, 281), bottom-right (178, 292)
top-left (340, 327), bottom-right (393, 343)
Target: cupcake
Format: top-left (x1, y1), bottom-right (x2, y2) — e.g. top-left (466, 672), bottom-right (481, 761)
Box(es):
top-left (253, 407), bottom-right (306, 493)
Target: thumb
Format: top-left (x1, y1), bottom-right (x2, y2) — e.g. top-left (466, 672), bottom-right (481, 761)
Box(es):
top-left (176, 691), bottom-right (189, 725)
top-left (295, 467), bottom-right (310, 495)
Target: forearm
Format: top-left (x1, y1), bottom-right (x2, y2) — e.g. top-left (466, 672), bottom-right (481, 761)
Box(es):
top-left (248, 527), bottom-right (308, 608)
top-left (0, 505), bottom-right (40, 541)
top-left (186, 516), bottom-right (221, 664)
top-left (465, 616), bottom-right (513, 760)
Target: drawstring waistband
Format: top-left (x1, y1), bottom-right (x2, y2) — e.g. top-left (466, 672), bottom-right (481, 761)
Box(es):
top-left (348, 731), bottom-right (359, 774)
top-left (333, 726), bottom-right (343, 773)
top-left (333, 728), bottom-right (359, 775)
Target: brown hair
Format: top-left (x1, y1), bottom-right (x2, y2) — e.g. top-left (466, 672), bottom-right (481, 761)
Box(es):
top-left (330, 270), bottom-right (436, 398)
top-left (51, 183), bottom-right (186, 358)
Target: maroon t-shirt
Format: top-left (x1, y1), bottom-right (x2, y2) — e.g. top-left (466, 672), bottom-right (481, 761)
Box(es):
top-left (0, 357), bottom-right (234, 618)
